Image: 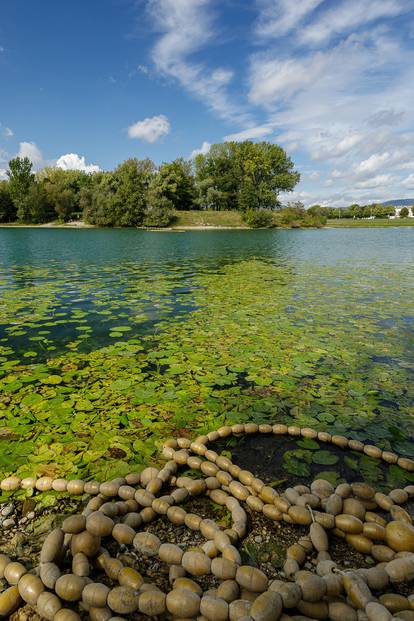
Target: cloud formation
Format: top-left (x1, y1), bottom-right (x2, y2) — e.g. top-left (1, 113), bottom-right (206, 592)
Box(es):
top-left (224, 126), bottom-right (273, 142)
top-left (18, 142), bottom-right (44, 167)
top-left (128, 114), bottom-right (170, 143)
top-left (190, 141), bottom-right (211, 158)
top-left (147, 0), bottom-right (249, 123)
top-left (56, 153), bottom-right (101, 173)
top-left (246, 0), bottom-right (414, 205)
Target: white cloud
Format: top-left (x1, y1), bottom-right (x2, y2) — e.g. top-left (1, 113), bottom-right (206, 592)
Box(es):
top-left (18, 142), bottom-right (44, 167)
top-left (56, 153), bottom-right (101, 173)
top-left (402, 173), bottom-right (414, 188)
top-left (400, 160), bottom-right (414, 170)
top-left (2, 127), bottom-right (13, 138)
top-left (300, 0), bottom-right (408, 45)
top-left (223, 126), bottom-right (273, 142)
top-left (148, 0), bottom-right (248, 123)
top-left (249, 53), bottom-right (328, 106)
top-left (355, 174), bottom-right (398, 189)
top-left (127, 114), bottom-right (170, 143)
top-left (368, 108), bottom-right (406, 127)
top-left (190, 141), bottom-right (211, 158)
top-left (312, 133), bottom-right (364, 161)
top-left (255, 0), bottom-right (325, 38)
top-left (284, 142), bottom-right (300, 153)
top-left (356, 152), bottom-right (393, 174)
top-left (0, 169), bottom-right (7, 180)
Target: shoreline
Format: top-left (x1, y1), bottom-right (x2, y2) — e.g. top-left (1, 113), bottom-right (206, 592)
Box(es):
top-left (0, 219), bottom-right (414, 231)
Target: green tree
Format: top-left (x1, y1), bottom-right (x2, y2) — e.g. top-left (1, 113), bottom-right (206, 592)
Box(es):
top-left (82, 159), bottom-right (155, 227)
top-left (400, 207), bottom-right (409, 218)
top-left (0, 181), bottom-right (16, 222)
top-left (142, 173), bottom-right (175, 227)
top-left (6, 157), bottom-right (35, 221)
top-left (155, 158), bottom-right (196, 210)
top-left (24, 183), bottom-right (55, 223)
top-left (242, 208), bottom-right (274, 228)
top-left (80, 172), bottom-right (118, 226)
top-left (38, 168), bottom-right (91, 221)
top-left (195, 141), bottom-right (299, 211)
top-left (111, 158), bottom-right (154, 226)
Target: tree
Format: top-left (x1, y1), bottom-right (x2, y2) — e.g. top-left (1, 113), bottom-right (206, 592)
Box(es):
top-left (307, 204), bottom-right (322, 215)
top-left (111, 158), bottom-right (154, 226)
top-left (80, 172), bottom-right (118, 226)
top-left (195, 141), bottom-right (299, 211)
top-left (155, 158), bottom-right (196, 210)
top-left (38, 168), bottom-right (91, 221)
top-left (142, 174), bottom-right (175, 227)
top-left (82, 159), bottom-right (155, 227)
top-left (400, 207), bottom-right (409, 218)
top-left (6, 157), bottom-right (35, 221)
top-left (24, 183), bottom-right (55, 223)
top-left (243, 208), bottom-right (274, 228)
top-left (0, 181), bottom-right (16, 222)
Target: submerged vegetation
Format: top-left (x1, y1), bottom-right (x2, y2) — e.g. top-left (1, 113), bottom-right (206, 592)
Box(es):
top-left (0, 232), bottom-right (413, 505)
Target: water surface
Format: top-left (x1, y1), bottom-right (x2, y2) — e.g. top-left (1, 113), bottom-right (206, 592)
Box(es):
top-left (0, 228), bottom-right (413, 489)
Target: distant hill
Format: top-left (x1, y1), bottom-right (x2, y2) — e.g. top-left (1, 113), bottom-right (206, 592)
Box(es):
top-left (382, 199), bottom-right (414, 206)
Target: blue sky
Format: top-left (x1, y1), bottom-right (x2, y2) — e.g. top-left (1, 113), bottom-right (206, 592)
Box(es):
top-left (1, 0), bottom-right (414, 206)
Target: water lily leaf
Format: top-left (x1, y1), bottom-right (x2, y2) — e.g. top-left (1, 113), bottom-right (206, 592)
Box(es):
top-left (75, 399), bottom-right (94, 412)
top-left (317, 413), bottom-right (335, 423)
top-left (43, 375), bottom-right (63, 385)
top-left (110, 379), bottom-right (132, 391)
top-left (297, 438), bottom-right (320, 450)
top-left (312, 451), bottom-right (339, 465)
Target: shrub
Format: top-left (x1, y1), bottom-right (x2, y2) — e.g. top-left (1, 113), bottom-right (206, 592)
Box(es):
top-left (243, 208), bottom-right (274, 228)
top-left (143, 197), bottom-right (175, 228)
top-left (400, 207), bottom-right (409, 218)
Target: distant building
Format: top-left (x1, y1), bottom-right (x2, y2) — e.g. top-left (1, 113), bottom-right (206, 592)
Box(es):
top-left (389, 206), bottom-right (414, 219)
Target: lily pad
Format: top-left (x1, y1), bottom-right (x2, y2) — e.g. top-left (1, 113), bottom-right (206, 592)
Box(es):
top-left (312, 451), bottom-right (339, 466)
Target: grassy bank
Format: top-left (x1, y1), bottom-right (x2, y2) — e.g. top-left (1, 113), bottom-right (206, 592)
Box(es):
top-left (328, 218), bottom-right (414, 227)
top-left (172, 210), bottom-right (247, 228)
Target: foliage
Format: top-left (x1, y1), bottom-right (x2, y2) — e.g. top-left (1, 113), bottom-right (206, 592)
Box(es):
top-left (82, 159), bottom-right (155, 227)
top-left (155, 159), bottom-right (196, 211)
top-left (0, 141), bottom-right (303, 227)
top-left (320, 203), bottom-right (401, 220)
top-left (400, 207), bottom-right (409, 218)
top-left (242, 208), bottom-right (274, 228)
top-left (24, 183), bottom-right (55, 223)
top-left (275, 203), bottom-right (326, 228)
top-left (0, 181), bottom-right (16, 222)
top-left (38, 168), bottom-right (90, 222)
top-left (195, 141), bottom-right (300, 211)
top-left (143, 180), bottom-right (175, 227)
top-left (6, 157), bottom-right (35, 221)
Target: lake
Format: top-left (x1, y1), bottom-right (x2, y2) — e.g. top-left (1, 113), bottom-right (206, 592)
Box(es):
top-left (0, 227), bottom-right (413, 490)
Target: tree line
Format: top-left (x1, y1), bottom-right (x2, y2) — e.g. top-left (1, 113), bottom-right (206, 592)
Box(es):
top-left (308, 203), bottom-right (411, 219)
top-left (0, 141), bottom-right (301, 227)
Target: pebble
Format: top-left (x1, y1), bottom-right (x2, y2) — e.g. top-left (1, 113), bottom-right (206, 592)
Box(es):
top-left (1, 504), bottom-right (14, 517)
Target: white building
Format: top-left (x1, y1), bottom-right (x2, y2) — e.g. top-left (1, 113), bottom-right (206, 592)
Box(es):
top-left (389, 206), bottom-right (414, 219)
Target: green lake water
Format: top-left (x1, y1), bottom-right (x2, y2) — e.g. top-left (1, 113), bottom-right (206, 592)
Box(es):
top-left (0, 228), bottom-right (413, 493)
